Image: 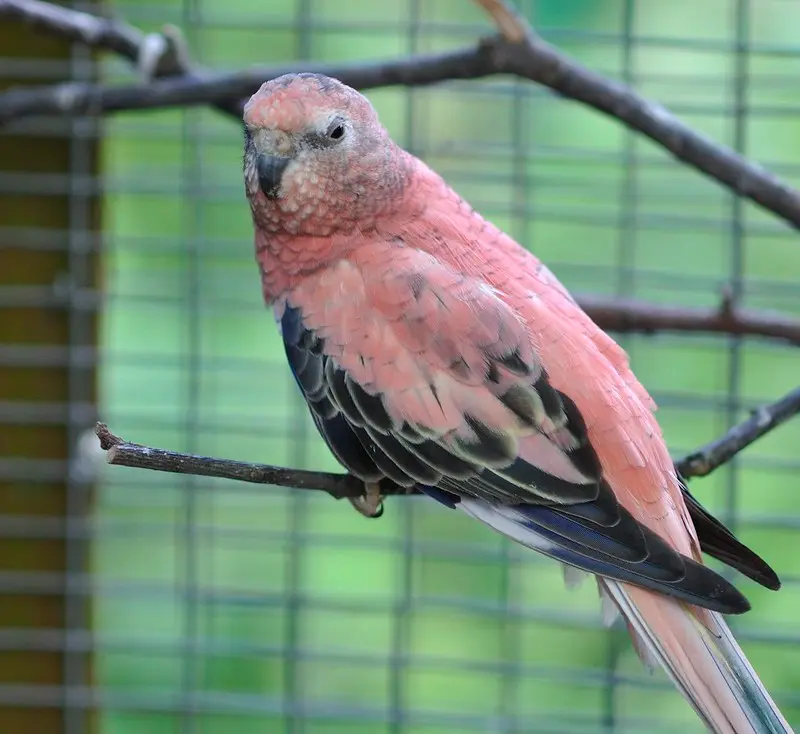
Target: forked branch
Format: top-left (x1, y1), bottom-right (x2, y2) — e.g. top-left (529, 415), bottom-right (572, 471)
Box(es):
top-left (2, 0), bottom-right (800, 230)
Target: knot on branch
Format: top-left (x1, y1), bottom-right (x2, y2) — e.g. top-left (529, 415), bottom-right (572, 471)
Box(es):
top-left (95, 422), bottom-right (123, 451)
top-left (719, 285), bottom-right (738, 328)
top-left (138, 24), bottom-right (191, 80)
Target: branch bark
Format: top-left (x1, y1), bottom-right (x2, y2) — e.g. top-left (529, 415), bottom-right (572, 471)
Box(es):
top-left (0, 0), bottom-right (243, 118)
top-left (95, 422), bottom-right (411, 502)
top-left (95, 384), bottom-right (800, 506)
top-left (2, 0), bottom-right (800, 231)
top-left (0, 43), bottom-right (494, 122)
top-left (674, 386), bottom-right (800, 478)
top-left (0, 0), bottom-right (144, 61)
top-left (578, 293), bottom-right (800, 348)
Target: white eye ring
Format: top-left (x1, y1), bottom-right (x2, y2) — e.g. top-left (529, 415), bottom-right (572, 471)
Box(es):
top-left (326, 119), bottom-right (346, 141)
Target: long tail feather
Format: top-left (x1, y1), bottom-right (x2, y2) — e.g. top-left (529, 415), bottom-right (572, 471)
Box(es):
top-left (601, 579), bottom-right (792, 734)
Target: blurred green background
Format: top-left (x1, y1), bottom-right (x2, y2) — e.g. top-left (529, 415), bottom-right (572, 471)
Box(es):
top-left (94, 0), bottom-right (800, 732)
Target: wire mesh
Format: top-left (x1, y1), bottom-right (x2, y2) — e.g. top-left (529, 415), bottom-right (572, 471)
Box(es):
top-left (2, 0), bottom-right (800, 733)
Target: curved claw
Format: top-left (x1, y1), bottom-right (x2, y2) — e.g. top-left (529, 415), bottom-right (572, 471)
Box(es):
top-left (348, 481), bottom-right (384, 518)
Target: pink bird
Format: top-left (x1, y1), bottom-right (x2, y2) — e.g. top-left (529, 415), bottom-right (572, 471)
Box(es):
top-left (242, 73), bottom-right (790, 733)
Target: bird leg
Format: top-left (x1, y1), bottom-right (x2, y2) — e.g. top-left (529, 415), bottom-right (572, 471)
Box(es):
top-left (348, 481), bottom-right (384, 518)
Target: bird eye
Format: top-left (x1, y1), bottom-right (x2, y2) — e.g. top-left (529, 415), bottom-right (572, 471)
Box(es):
top-left (327, 121), bottom-right (345, 141)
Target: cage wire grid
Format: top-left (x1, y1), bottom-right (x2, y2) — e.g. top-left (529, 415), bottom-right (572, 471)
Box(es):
top-left (1, 0), bottom-right (800, 733)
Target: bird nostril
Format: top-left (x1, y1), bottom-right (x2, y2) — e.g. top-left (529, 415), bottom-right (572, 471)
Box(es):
top-left (256, 154), bottom-right (291, 199)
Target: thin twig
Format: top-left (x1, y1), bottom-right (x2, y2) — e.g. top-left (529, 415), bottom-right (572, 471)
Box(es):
top-left (94, 423), bottom-right (408, 500)
top-left (0, 0), bottom-right (143, 60)
top-left (95, 385), bottom-right (800, 505)
top-left (474, 0), bottom-right (534, 43)
top-left (578, 294), bottom-right (800, 348)
top-left (2, 2), bottom-right (800, 230)
top-left (0, 44), bottom-right (494, 122)
top-left (675, 386), bottom-right (800, 478)
top-left (0, 0), bottom-right (242, 118)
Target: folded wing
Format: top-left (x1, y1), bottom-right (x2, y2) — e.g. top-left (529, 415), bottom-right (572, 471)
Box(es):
top-left (278, 246), bottom-right (774, 613)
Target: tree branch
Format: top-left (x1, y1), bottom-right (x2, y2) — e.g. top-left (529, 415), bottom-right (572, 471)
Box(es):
top-left (0, 0), bottom-right (143, 61)
top-left (94, 422), bottom-right (412, 504)
top-left (0, 42), bottom-right (495, 122)
top-left (578, 293), bottom-right (800, 348)
top-left (675, 386), bottom-right (800, 478)
top-left (95, 385), bottom-right (800, 509)
top-left (0, 0), bottom-right (243, 118)
top-left (3, 1), bottom-right (800, 231)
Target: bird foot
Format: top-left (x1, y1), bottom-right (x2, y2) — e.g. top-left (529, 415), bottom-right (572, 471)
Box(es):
top-left (348, 481), bottom-right (384, 519)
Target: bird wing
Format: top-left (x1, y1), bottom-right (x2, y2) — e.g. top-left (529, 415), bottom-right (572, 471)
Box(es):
top-left (392, 176), bottom-right (778, 594)
top-left (277, 241), bottom-right (750, 614)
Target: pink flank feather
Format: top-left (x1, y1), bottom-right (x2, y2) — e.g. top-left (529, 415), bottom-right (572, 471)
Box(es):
top-left (242, 73), bottom-right (790, 733)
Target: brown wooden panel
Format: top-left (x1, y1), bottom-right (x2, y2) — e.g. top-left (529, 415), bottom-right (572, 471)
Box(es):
top-left (0, 7), bottom-right (100, 732)
top-left (0, 367), bottom-right (69, 402)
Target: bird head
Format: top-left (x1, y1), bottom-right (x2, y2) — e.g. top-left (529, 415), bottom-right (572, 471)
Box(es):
top-left (243, 73), bottom-right (411, 237)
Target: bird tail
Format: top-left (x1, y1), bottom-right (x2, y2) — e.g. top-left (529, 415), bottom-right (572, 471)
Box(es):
top-left (601, 579), bottom-right (792, 734)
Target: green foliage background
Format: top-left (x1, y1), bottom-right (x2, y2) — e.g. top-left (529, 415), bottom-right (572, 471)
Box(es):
top-left (94, 1), bottom-right (800, 732)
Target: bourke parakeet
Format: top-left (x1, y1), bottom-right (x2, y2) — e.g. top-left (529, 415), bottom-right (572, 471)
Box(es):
top-left (242, 73), bottom-right (789, 733)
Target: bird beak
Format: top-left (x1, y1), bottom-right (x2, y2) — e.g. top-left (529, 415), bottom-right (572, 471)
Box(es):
top-left (256, 153), bottom-right (291, 199)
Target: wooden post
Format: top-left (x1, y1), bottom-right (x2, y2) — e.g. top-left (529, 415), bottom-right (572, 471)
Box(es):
top-left (0, 12), bottom-right (99, 734)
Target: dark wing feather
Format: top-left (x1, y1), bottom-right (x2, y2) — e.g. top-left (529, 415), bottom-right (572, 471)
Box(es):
top-left (282, 305), bottom-right (383, 482)
top-left (680, 481), bottom-right (780, 591)
top-left (280, 302), bottom-right (758, 614)
top-left (484, 502), bottom-right (752, 612)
